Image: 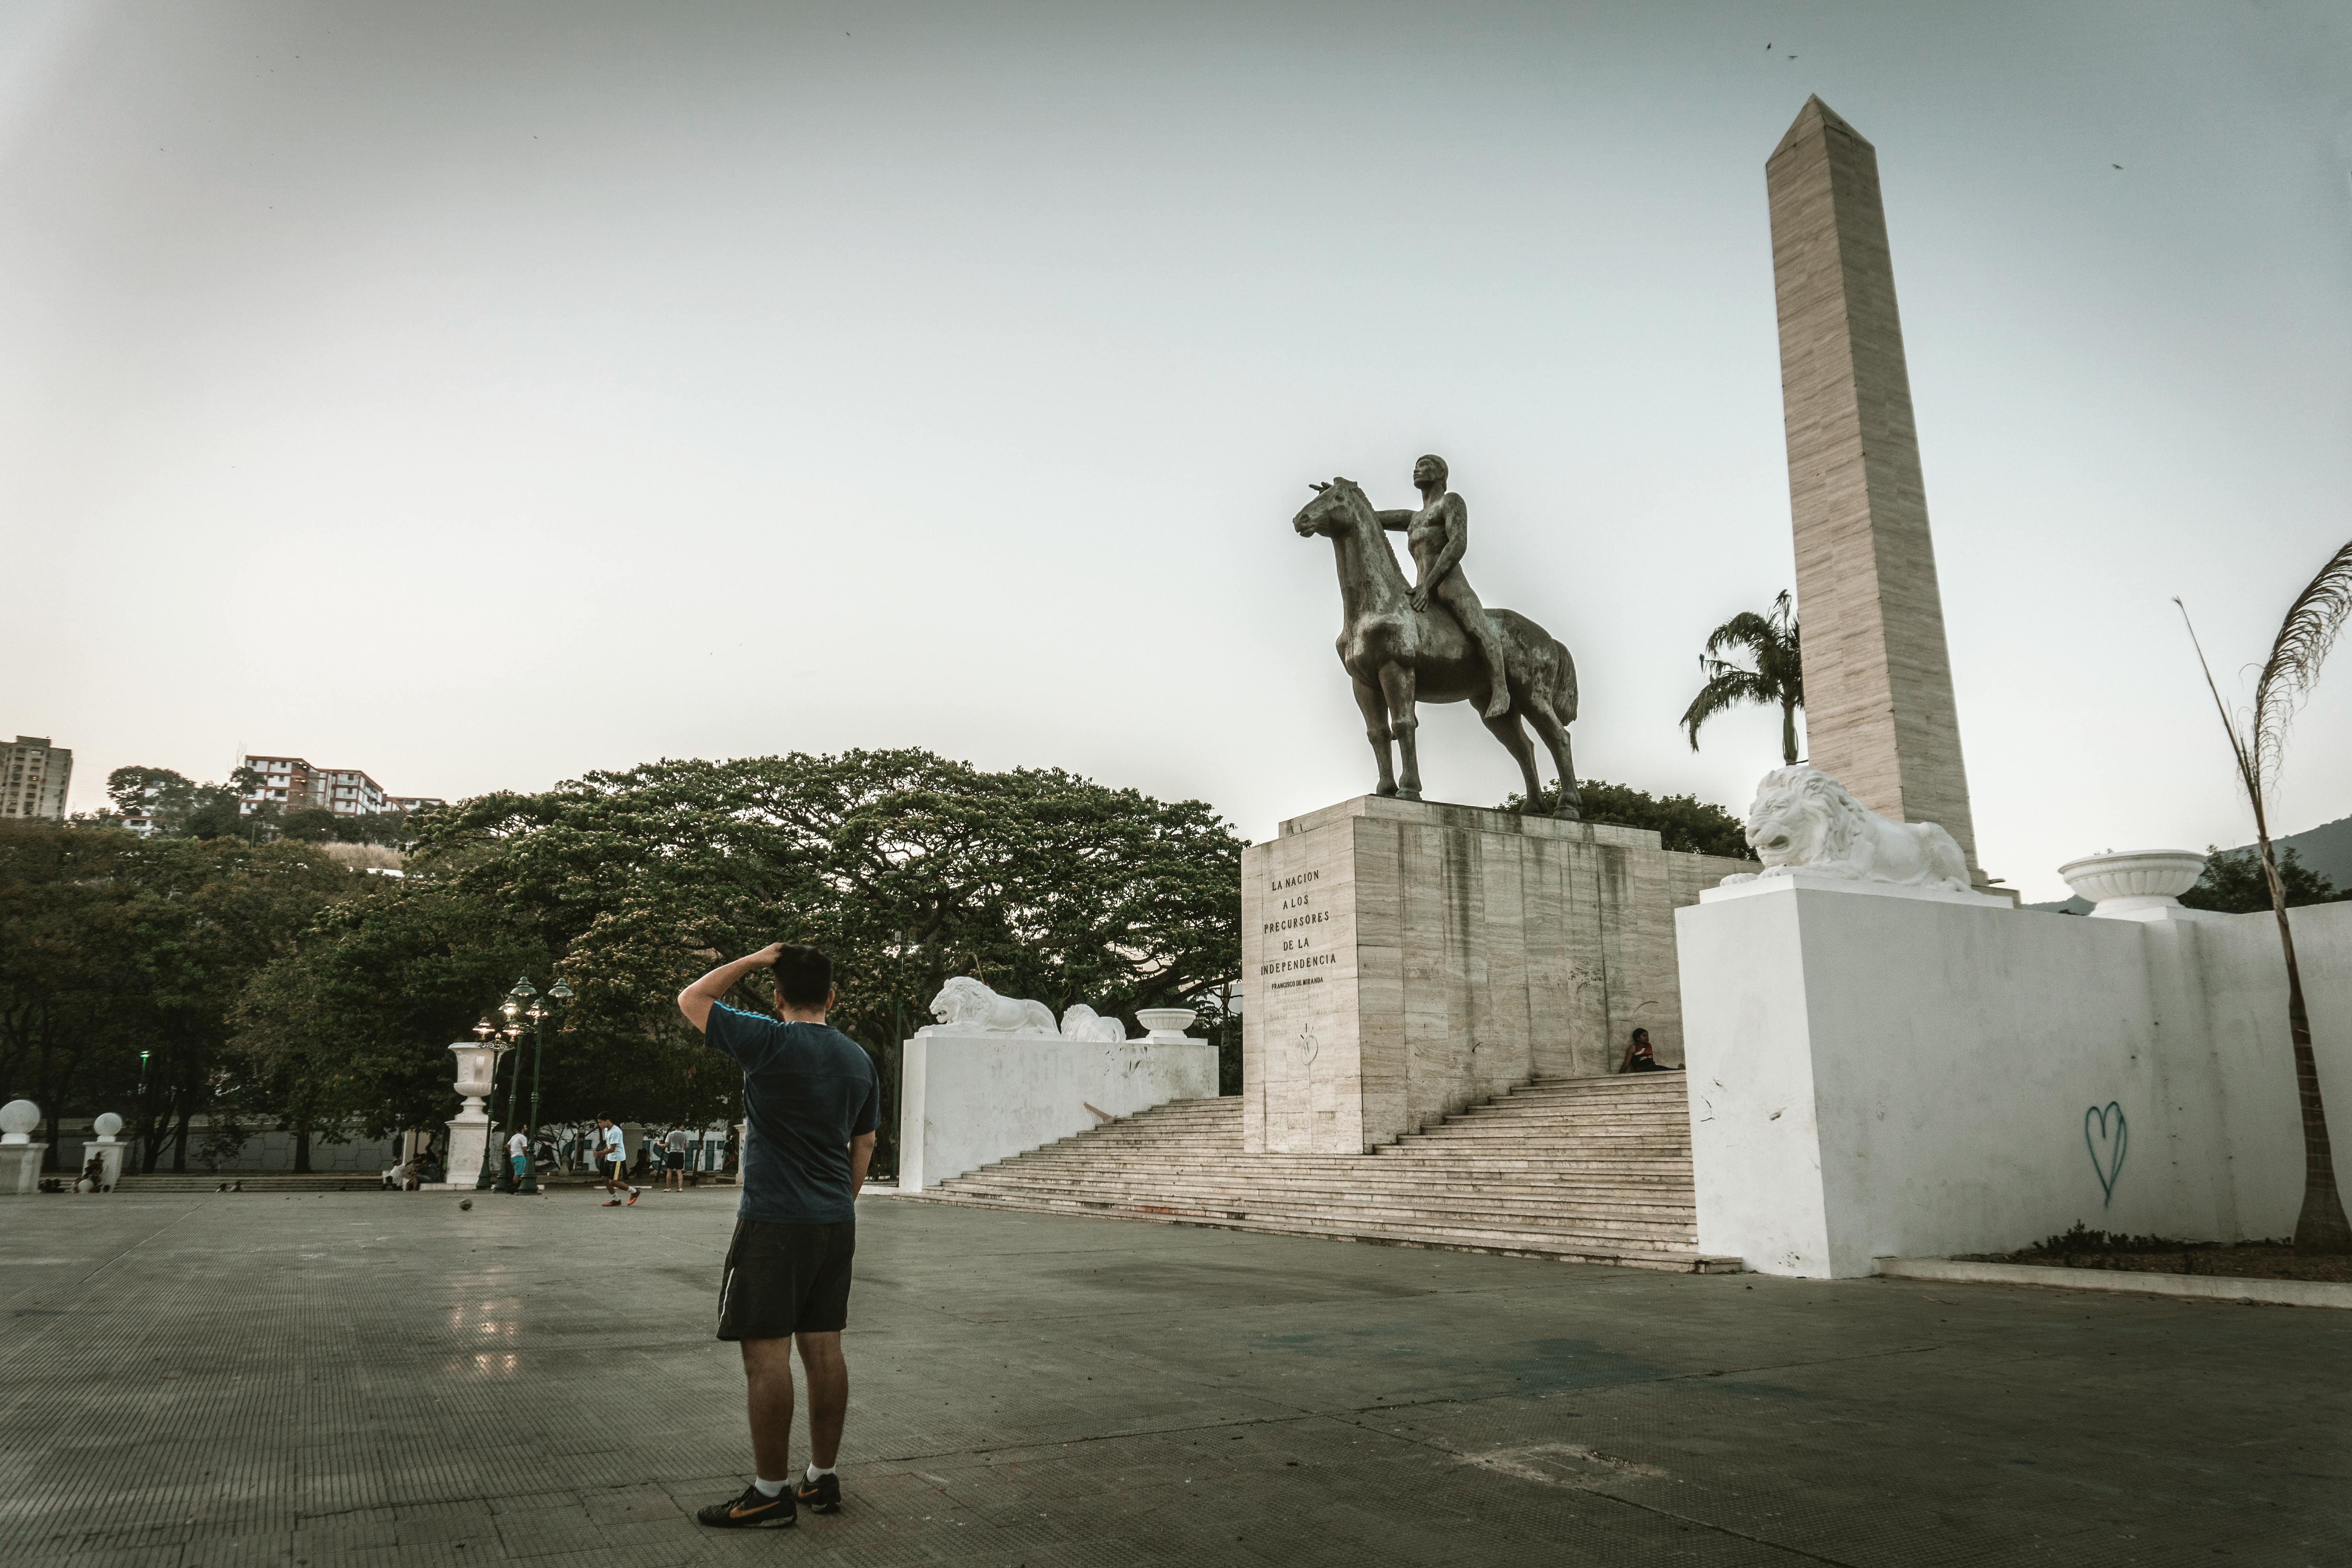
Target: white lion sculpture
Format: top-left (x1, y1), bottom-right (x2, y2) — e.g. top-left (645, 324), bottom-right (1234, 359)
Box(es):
top-left (1059, 1004), bottom-right (1129, 1042)
top-left (918, 977), bottom-right (1059, 1037)
top-left (1719, 765), bottom-right (1972, 893)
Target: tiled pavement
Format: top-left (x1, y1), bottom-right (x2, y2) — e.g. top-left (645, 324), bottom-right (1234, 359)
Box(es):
top-left (2, 1188), bottom-right (2345, 1566)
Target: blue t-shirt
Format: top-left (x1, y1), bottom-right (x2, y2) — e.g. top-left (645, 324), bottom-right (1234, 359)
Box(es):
top-left (704, 1003), bottom-right (879, 1226)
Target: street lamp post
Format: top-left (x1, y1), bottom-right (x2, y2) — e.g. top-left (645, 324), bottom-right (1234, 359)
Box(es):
top-left (500, 976), bottom-right (571, 1196)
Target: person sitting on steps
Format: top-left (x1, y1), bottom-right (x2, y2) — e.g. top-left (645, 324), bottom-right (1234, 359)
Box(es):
top-left (1617, 1027), bottom-right (1679, 1074)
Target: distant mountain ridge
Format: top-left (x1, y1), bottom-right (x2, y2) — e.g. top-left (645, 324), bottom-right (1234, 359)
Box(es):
top-left (2026, 814), bottom-right (2352, 914)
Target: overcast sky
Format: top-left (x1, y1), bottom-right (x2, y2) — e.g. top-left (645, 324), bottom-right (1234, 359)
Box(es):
top-left (5, 1), bottom-right (2349, 898)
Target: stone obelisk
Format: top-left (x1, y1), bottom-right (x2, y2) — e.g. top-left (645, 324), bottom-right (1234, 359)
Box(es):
top-left (1766, 96), bottom-right (1987, 881)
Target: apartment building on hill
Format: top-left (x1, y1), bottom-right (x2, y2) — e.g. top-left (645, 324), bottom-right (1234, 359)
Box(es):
top-left (239, 755), bottom-right (436, 819)
top-left (3, 736), bottom-right (72, 820)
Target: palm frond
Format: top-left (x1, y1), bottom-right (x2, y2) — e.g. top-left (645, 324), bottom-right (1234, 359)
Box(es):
top-left (2251, 540), bottom-right (2352, 786)
top-left (2175, 598), bottom-right (2260, 805)
top-left (1681, 668), bottom-right (1771, 751)
top-left (1701, 612), bottom-right (1779, 662)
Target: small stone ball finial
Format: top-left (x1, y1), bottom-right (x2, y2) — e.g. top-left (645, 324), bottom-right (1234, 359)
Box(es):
top-left (0, 1098), bottom-right (39, 1144)
top-left (93, 1112), bottom-right (124, 1139)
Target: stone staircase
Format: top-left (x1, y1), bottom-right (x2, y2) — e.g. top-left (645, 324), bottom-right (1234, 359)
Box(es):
top-left (910, 1073), bottom-right (1738, 1273)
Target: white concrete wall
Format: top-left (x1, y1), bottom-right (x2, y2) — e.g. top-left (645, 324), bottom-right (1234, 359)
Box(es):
top-left (898, 1035), bottom-right (1218, 1192)
top-left (1677, 883), bottom-right (2352, 1277)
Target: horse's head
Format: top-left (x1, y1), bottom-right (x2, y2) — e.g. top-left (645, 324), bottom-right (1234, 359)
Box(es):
top-left (1294, 476), bottom-right (1367, 538)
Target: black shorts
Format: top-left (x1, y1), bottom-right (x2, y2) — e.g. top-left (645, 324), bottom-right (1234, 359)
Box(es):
top-left (665, 1153), bottom-right (685, 1170)
top-left (717, 1218), bottom-right (855, 1340)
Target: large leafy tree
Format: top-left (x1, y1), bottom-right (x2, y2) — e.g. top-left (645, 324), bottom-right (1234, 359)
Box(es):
top-left (1681, 590), bottom-right (1804, 765)
top-left (106, 766), bottom-right (199, 824)
top-left (0, 823), bottom-right (357, 1171)
top-left (246, 749), bottom-right (1244, 1143)
top-left (235, 879), bottom-right (545, 1159)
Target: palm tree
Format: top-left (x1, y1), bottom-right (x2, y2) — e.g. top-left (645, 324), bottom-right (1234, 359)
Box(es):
top-left (1682, 591), bottom-right (1804, 765)
top-left (2177, 537), bottom-right (2352, 1255)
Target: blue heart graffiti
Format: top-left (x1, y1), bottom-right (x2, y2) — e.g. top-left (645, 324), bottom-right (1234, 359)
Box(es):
top-left (2084, 1101), bottom-right (2127, 1207)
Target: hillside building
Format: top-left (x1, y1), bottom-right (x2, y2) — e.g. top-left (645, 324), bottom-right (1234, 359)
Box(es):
top-left (239, 755), bottom-right (422, 819)
top-left (3, 736), bottom-right (73, 820)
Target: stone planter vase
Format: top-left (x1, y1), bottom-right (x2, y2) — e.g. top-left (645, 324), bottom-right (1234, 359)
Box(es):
top-left (1135, 1008), bottom-right (1199, 1044)
top-left (2057, 849), bottom-right (2208, 920)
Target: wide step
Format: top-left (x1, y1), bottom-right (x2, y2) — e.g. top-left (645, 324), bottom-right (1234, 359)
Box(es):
top-left (907, 1075), bottom-right (1736, 1274)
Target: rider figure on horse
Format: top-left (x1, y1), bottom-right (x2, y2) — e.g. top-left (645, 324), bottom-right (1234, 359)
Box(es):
top-left (1376, 455), bottom-right (1513, 719)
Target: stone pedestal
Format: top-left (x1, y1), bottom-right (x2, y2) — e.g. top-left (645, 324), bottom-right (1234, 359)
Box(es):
top-left (0, 1143), bottom-right (45, 1195)
top-left (1676, 878), bottom-right (2352, 1277)
top-left (86, 1139), bottom-right (128, 1191)
top-left (443, 1043), bottom-right (506, 1188)
top-left (898, 1034), bottom-right (1218, 1192)
top-left (1240, 797), bottom-right (1751, 1155)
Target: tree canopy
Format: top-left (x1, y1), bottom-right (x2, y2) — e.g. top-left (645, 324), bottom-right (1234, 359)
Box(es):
top-left (0, 822), bottom-right (359, 1171)
top-left (2179, 845), bottom-right (2349, 914)
top-left (242, 749), bottom-right (1244, 1137)
top-left (1502, 780), bottom-right (1753, 860)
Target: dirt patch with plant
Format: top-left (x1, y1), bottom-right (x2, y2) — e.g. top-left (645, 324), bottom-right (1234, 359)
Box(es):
top-left (1960, 1224), bottom-right (2352, 1284)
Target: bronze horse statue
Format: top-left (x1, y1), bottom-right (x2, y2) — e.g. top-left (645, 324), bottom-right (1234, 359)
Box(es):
top-left (1294, 477), bottom-right (1581, 818)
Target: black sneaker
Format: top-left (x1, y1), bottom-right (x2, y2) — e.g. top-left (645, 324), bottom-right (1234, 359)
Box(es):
top-left (696, 1482), bottom-right (795, 1530)
top-left (794, 1471), bottom-right (842, 1513)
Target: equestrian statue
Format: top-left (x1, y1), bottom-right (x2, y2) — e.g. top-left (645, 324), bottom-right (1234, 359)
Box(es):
top-left (1292, 457), bottom-right (1581, 819)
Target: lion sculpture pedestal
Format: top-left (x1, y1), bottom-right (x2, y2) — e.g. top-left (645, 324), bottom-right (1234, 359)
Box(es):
top-left (1671, 764), bottom-right (2352, 1280)
top-left (897, 979), bottom-right (1217, 1192)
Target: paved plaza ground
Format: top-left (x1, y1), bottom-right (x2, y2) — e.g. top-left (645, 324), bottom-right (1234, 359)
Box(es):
top-left (4, 1188), bottom-right (2346, 1567)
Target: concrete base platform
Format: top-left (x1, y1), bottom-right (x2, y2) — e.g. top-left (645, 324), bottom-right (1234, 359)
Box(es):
top-left (3, 1190), bottom-right (2345, 1564)
top-left (1880, 1254), bottom-right (2352, 1309)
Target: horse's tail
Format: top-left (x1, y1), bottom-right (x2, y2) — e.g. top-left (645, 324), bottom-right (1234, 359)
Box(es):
top-left (1552, 638), bottom-right (1579, 725)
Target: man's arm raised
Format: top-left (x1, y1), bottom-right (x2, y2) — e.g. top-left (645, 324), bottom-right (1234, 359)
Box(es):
top-left (676, 943), bottom-right (785, 1033)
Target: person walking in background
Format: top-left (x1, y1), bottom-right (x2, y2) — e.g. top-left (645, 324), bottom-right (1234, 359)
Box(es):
top-left (676, 942), bottom-right (877, 1530)
top-left (596, 1115), bottom-right (639, 1207)
top-left (506, 1127), bottom-right (531, 1192)
top-left (664, 1124), bottom-right (692, 1192)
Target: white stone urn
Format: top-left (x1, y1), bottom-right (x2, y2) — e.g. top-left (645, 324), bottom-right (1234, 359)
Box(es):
top-left (1135, 1008), bottom-right (1199, 1044)
top-left (2057, 849), bottom-right (2209, 921)
top-left (449, 1042), bottom-right (504, 1111)
top-left (0, 1099), bottom-right (37, 1144)
top-left (443, 1042), bottom-right (507, 1190)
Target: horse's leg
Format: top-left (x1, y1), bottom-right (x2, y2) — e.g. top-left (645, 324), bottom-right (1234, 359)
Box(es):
top-left (1378, 663), bottom-right (1422, 801)
top-left (1483, 709), bottom-right (1544, 811)
top-left (1352, 676), bottom-right (1397, 797)
top-left (1522, 694), bottom-right (1581, 820)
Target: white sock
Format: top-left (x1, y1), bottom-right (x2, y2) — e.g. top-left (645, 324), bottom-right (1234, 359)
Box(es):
top-left (752, 1476), bottom-right (787, 1498)
top-left (805, 1464), bottom-right (835, 1482)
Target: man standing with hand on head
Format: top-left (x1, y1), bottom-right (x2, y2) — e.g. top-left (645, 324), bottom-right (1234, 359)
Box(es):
top-left (678, 942), bottom-right (877, 1530)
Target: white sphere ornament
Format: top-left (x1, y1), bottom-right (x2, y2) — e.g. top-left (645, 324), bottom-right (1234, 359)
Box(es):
top-left (93, 1112), bottom-right (124, 1139)
top-left (0, 1098), bottom-right (40, 1144)
top-left (2057, 849), bottom-right (2209, 920)
top-left (1136, 1008), bottom-right (1199, 1043)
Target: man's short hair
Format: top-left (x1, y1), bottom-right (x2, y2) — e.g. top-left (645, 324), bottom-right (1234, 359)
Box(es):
top-left (773, 943), bottom-right (833, 1009)
top-left (1418, 453), bottom-right (1449, 486)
